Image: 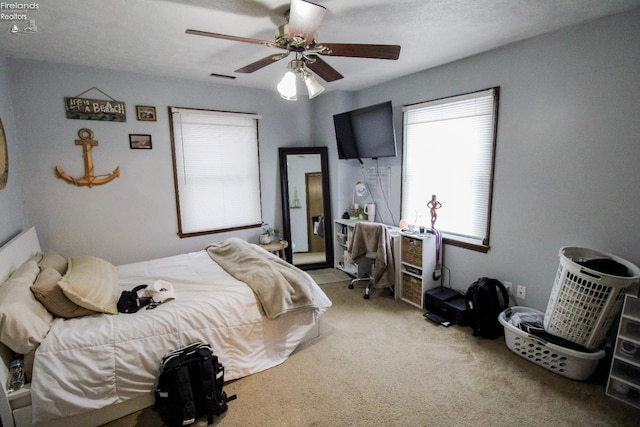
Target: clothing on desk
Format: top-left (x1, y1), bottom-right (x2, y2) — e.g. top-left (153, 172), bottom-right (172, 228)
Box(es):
top-left (348, 222), bottom-right (395, 288)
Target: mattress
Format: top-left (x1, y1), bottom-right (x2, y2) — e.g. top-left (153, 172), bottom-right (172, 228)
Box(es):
top-left (30, 248), bottom-right (331, 423)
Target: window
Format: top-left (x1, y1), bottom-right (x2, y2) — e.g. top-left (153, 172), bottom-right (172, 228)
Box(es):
top-left (401, 88), bottom-right (499, 251)
top-left (170, 107), bottom-right (263, 237)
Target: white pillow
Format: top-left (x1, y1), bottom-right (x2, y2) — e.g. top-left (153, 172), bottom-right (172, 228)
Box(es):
top-left (0, 260), bottom-right (55, 354)
top-left (31, 267), bottom-right (97, 319)
top-left (58, 256), bottom-right (118, 314)
top-left (38, 249), bottom-right (68, 275)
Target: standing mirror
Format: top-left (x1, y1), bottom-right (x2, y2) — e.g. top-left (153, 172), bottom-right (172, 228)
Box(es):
top-left (279, 147), bottom-right (333, 270)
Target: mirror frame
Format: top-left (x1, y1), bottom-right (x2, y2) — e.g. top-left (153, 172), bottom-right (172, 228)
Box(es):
top-left (279, 146), bottom-right (333, 270)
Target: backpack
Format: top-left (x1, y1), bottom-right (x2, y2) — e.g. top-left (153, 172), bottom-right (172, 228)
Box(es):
top-left (465, 277), bottom-right (509, 339)
top-left (117, 285), bottom-right (152, 313)
top-left (154, 342), bottom-right (236, 426)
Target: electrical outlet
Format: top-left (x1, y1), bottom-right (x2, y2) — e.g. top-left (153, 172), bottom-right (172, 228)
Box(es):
top-left (504, 281), bottom-right (513, 294)
top-left (516, 285), bottom-right (526, 299)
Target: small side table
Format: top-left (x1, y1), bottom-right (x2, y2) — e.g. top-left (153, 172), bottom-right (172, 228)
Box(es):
top-left (259, 240), bottom-right (289, 260)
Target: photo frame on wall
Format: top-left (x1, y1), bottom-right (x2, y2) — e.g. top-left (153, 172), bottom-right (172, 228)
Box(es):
top-left (129, 134), bottom-right (152, 149)
top-left (136, 105), bottom-right (156, 121)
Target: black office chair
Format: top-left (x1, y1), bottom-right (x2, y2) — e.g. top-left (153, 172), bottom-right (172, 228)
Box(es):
top-left (347, 222), bottom-right (395, 299)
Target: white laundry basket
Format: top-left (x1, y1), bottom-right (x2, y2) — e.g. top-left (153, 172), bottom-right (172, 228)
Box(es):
top-left (500, 307), bottom-right (606, 381)
top-left (544, 247), bottom-right (640, 350)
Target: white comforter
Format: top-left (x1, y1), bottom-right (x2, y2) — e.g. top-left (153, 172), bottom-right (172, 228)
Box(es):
top-left (30, 248), bottom-right (331, 423)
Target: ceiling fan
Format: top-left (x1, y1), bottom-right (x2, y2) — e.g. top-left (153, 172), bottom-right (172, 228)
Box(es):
top-left (186, 0), bottom-right (401, 99)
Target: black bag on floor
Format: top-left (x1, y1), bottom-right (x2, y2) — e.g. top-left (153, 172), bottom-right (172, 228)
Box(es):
top-left (465, 277), bottom-right (509, 339)
top-left (154, 342), bottom-right (236, 426)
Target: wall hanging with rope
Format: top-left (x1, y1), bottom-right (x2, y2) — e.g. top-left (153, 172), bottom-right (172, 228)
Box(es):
top-left (64, 87), bottom-right (126, 122)
top-left (55, 128), bottom-right (120, 188)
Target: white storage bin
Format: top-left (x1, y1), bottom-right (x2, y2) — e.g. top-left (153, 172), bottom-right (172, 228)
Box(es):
top-left (544, 247), bottom-right (640, 350)
top-left (499, 306), bottom-right (606, 381)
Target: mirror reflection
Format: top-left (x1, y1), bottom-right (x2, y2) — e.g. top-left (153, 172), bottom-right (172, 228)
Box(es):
top-left (279, 147), bottom-right (333, 270)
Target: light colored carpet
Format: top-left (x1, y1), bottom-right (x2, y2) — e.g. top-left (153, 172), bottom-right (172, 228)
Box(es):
top-left (305, 267), bottom-right (351, 285)
top-left (103, 279), bottom-right (638, 426)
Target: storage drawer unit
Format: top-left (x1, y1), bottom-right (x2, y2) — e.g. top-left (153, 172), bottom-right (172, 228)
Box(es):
top-left (399, 232), bottom-right (441, 308)
top-left (606, 293), bottom-right (640, 409)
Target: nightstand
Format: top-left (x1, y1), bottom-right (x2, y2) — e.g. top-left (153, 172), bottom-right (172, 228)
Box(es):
top-left (259, 240), bottom-right (289, 260)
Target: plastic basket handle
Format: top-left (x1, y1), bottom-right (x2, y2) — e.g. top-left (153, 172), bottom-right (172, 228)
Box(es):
top-left (525, 333), bottom-right (549, 347)
top-left (503, 307), bottom-right (514, 320)
top-left (579, 268), bottom-right (602, 280)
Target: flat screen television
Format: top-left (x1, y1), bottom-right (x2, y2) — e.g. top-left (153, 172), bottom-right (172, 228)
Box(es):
top-left (333, 101), bottom-right (397, 161)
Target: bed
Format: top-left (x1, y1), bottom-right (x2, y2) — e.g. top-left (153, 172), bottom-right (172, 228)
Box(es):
top-left (0, 227), bottom-right (331, 427)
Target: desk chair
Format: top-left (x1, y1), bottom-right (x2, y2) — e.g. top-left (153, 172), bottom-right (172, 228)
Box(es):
top-left (347, 222), bottom-right (395, 299)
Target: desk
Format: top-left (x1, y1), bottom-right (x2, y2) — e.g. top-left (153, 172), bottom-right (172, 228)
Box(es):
top-left (333, 219), bottom-right (443, 305)
top-left (333, 219), bottom-right (401, 298)
top-left (259, 240), bottom-right (289, 260)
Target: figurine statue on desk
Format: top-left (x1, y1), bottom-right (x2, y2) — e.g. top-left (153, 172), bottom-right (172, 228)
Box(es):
top-left (427, 194), bottom-right (442, 228)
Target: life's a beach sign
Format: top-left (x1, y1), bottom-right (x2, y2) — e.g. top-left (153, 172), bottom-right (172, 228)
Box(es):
top-left (64, 97), bottom-right (127, 122)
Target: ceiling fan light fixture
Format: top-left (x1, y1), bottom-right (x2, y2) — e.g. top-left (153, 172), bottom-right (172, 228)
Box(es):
top-left (277, 70), bottom-right (297, 101)
top-left (302, 70), bottom-right (324, 99)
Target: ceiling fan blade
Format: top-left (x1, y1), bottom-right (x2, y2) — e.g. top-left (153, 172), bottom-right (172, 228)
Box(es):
top-left (186, 29), bottom-right (279, 49)
top-left (317, 43), bottom-right (401, 60)
top-left (287, 0), bottom-right (326, 45)
top-left (235, 53), bottom-right (289, 73)
top-left (305, 55), bottom-right (343, 82)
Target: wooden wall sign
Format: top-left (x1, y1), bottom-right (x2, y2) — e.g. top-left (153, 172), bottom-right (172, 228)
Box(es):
top-left (64, 87), bottom-right (126, 122)
top-left (64, 97), bottom-right (126, 122)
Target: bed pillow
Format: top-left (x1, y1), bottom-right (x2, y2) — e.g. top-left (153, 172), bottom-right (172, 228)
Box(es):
top-left (58, 256), bottom-right (119, 314)
top-left (0, 260), bottom-right (55, 354)
top-left (38, 249), bottom-right (68, 275)
top-left (30, 267), bottom-right (97, 318)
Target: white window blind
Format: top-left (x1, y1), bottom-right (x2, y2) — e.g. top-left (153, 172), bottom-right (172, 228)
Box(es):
top-left (170, 107), bottom-right (263, 236)
top-left (401, 88), bottom-right (498, 247)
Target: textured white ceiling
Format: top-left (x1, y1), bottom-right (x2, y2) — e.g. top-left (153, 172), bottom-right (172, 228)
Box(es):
top-left (1, 0), bottom-right (639, 93)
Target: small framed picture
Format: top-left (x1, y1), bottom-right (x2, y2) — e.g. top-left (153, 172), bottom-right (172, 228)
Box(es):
top-left (136, 105), bottom-right (156, 121)
top-left (129, 134), bottom-right (152, 149)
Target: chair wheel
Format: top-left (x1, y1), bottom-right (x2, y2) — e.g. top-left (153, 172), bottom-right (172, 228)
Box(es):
top-left (348, 284), bottom-right (354, 289)
top-left (364, 294), bottom-right (370, 299)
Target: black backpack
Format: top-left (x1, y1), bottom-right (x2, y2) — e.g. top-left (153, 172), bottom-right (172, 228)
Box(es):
top-left (117, 285), bottom-right (152, 313)
top-left (154, 342), bottom-right (236, 426)
top-left (465, 277), bottom-right (509, 339)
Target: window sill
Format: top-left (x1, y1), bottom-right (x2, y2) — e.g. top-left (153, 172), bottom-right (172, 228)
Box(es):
top-left (442, 236), bottom-right (490, 253)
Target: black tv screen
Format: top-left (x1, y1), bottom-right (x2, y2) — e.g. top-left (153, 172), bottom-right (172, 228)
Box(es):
top-left (333, 101), bottom-right (397, 160)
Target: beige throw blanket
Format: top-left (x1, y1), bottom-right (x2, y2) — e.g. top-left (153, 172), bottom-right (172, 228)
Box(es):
top-left (348, 222), bottom-right (395, 288)
top-left (206, 238), bottom-right (317, 319)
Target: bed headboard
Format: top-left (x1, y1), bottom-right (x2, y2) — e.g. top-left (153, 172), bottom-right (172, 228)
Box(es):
top-left (0, 227), bottom-right (41, 404)
top-left (0, 227), bottom-right (41, 284)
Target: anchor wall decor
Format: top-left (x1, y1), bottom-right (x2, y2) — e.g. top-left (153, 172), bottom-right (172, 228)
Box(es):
top-left (56, 128), bottom-right (120, 187)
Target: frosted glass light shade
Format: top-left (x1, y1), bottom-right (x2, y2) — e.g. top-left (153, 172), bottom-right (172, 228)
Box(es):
top-left (277, 71), bottom-right (297, 101)
top-left (303, 72), bottom-right (324, 99)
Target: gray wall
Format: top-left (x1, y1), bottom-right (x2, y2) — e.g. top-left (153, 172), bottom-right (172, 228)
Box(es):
top-left (7, 61), bottom-right (310, 265)
top-left (314, 8), bottom-right (640, 311)
top-left (0, 57), bottom-right (27, 245)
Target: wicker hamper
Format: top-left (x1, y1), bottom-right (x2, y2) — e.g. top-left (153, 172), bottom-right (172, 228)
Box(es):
top-left (544, 247), bottom-right (640, 350)
top-left (401, 236), bottom-right (422, 267)
top-left (500, 307), bottom-right (606, 381)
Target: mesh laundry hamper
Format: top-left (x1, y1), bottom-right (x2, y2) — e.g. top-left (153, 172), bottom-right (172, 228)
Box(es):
top-left (544, 247), bottom-right (640, 350)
